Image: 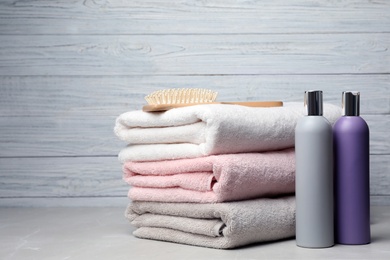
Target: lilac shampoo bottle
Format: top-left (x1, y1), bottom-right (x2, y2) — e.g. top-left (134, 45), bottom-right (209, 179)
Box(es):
top-left (334, 91), bottom-right (370, 245)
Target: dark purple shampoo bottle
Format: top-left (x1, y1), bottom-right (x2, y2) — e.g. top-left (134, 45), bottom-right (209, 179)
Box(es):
top-left (334, 91), bottom-right (370, 245)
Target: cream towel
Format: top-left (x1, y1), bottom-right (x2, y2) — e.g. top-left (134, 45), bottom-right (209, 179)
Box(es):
top-left (125, 148), bottom-right (295, 203)
top-left (126, 196), bottom-right (295, 249)
top-left (115, 102), bottom-right (341, 162)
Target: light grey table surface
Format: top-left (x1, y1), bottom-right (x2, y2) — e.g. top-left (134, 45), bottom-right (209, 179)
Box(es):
top-left (1, 206), bottom-right (389, 260)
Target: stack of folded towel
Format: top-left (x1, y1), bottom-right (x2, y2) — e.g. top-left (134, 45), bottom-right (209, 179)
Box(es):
top-left (114, 102), bottom-right (341, 249)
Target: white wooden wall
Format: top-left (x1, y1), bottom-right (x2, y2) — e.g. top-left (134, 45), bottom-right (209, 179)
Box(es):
top-left (0, 0), bottom-right (389, 206)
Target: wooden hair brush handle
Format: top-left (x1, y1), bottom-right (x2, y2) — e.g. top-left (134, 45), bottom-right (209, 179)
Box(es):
top-left (142, 101), bottom-right (283, 112)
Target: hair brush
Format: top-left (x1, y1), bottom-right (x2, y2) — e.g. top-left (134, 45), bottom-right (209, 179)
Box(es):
top-left (143, 88), bottom-right (283, 112)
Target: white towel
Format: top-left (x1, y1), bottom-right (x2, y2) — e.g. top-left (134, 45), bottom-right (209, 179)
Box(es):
top-left (126, 196), bottom-right (296, 249)
top-left (115, 102), bottom-right (341, 162)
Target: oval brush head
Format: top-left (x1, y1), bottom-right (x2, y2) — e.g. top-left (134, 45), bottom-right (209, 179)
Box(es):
top-left (145, 88), bottom-right (218, 105)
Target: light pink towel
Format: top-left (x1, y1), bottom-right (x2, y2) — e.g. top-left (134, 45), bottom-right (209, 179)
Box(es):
top-left (124, 148), bottom-right (295, 203)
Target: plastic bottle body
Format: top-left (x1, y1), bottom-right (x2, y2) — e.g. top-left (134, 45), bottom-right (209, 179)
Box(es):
top-left (334, 116), bottom-right (370, 244)
top-left (295, 116), bottom-right (334, 248)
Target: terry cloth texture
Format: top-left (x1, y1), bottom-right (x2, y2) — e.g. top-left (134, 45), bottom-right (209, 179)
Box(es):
top-left (115, 102), bottom-right (341, 162)
top-left (124, 148), bottom-right (295, 203)
top-left (126, 196), bottom-right (296, 249)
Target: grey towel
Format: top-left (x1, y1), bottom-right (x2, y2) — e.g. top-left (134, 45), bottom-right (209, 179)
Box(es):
top-left (126, 196), bottom-right (295, 249)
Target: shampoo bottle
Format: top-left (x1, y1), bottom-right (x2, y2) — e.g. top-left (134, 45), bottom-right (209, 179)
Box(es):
top-left (295, 90), bottom-right (334, 248)
top-left (334, 91), bottom-right (370, 245)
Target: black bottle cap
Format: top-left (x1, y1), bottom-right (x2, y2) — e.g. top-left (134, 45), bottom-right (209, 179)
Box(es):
top-left (304, 90), bottom-right (323, 116)
top-left (342, 91), bottom-right (360, 116)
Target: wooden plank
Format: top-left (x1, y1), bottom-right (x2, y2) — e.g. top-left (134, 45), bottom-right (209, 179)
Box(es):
top-left (0, 0), bottom-right (389, 34)
top-left (0, 197), bottom-right (129, 207)
top-left (0, 114), bottom-right (388, 157)
top-left (0, 116), bottom-right (123, 157)
top-left (0, 157), bottom-right (127, 198)
top-left (370, 196), bottom-right (390, 206)
top-left (368, 117), bottom-right (390, 155)
top-left (367, 115), bottom-right (390, 155)
top-left (1, 75), bottom-right (389, 117)
top-left (370, 155), bottom-right (390, 197)
top-left (0, 34), bottom-right (389, 76)
top-left (0, 154), bottom-right (388, 202)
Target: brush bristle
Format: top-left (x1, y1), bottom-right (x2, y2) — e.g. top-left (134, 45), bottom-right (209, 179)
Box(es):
top-left (145, 88), bottom-right (218, 105)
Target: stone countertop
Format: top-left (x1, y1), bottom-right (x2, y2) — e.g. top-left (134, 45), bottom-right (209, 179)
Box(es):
top-left (1, 206), bottom-right (389, 260)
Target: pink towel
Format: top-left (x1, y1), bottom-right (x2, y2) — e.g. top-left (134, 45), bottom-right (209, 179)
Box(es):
top-left (124, 148), bottom-right (295, 203)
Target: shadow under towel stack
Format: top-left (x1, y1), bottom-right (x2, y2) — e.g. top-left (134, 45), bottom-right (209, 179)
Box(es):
top-left (114, 102), bottom-right (341, 249)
